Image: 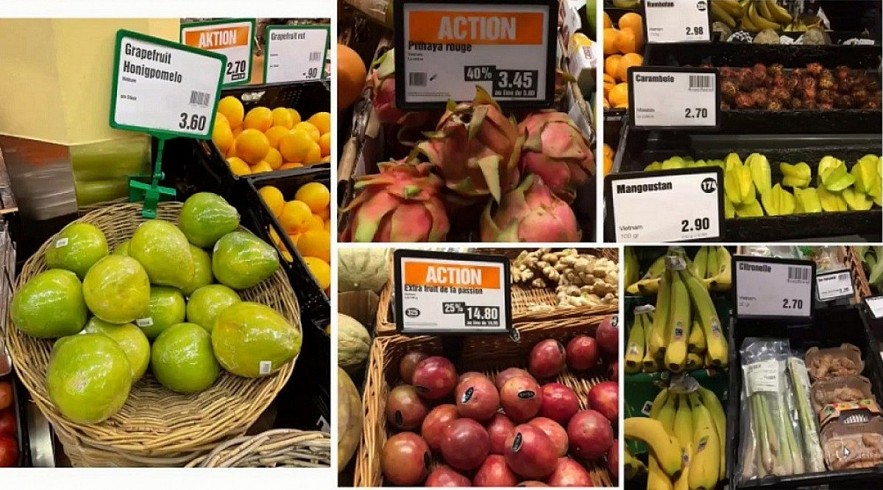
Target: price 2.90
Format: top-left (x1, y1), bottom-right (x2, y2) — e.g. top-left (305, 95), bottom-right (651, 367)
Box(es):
top-left (178, 112), bottom-right (208, 132)
top-left (681, 217), bottom-right (711, 233)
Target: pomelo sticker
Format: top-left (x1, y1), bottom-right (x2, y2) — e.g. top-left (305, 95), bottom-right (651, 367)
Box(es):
top-left (181, 18), bottom-right (255, 86)
top-left (394, 0), bottom-right (557, 109)
top-left (394, 249), bottom-right (512, 335)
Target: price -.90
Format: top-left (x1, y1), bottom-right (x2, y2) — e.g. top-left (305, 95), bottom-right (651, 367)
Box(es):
top-left (782, 298), bottom-right (804, 310)
top-left (179, 113), bottom-right (208, 132)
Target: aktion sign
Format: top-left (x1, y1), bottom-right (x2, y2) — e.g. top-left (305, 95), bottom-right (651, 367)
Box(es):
top-left (181, 19), bottom-right (255, 86)
top-left (394, 250), bottom-right (512, 335)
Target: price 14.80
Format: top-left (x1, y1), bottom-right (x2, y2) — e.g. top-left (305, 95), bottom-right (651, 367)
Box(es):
top-left (465, 306), bottom-right (501, 327)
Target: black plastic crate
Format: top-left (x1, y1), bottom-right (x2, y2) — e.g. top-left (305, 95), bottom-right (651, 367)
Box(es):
top-left (726, 306), bottom-right (883, 489)
top-left (608, 126), bottom-right (883, 242)
top-left (0, 371), bottom-right (29, 467)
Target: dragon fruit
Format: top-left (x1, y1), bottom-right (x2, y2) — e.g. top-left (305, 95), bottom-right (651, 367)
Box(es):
top-left (518, 111), bottom-right (594, 203)
top-left (341, 160), bottom-right (449, 242)
top-left (417, 86), bottom-right (522, 203)
top-left (367, 49), bottom-right (431, 128)
top-left (480, 174), bottom-right (581, 242)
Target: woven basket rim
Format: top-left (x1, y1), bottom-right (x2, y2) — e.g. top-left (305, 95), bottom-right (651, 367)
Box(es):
top-left (185, 428), bottom-right (331, 468)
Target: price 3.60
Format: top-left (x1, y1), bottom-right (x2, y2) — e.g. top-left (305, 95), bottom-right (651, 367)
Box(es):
top-left (178, 112), bottom-right (208, 131)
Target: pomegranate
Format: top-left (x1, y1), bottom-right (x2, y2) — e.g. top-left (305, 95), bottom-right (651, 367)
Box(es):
top-left (608, 439), bottom-right (619, 482)
top-left (440, 418), bottom-right (490, 471)
top-left (594, 316), bottom-right (618, 356)
top-left (567, 409), bottom-right (614, 460)
top-left (458, 371), bottom-right (484, 385)
top-left (386, 384), bottom-right (431, 430)
top-left (456, 374), bottom-right (500, 421)
top-left (546, 457), bottom-right (593, 487)
top-left (473, 454), bottom-right (518, 487)
top-left (494, 367), bottom-right (533, 391)
top-left (422, 404), bottom-right (460, 451)
top-left (539, 382), bottom-right (580, 426)
top-left (486, 413), bottom-right (516, 455)
top-left (565, 335), bottom-right (599, 372)
top-left (426, 465), bottom-right (472, 487)
top-left (528, 339), bottom-right (567, 379)
top-left (528, 417), bottom-right (569, 457)
top-left (500, 376), bottom-right (542, 422)
top-left (413, 356), bottom-right (458, 400)
top-left (400, 351), bottom-right (429, 384)
top-left (607, 360), bottom-right (619, 382)
top-left (381, 432), bottom-right (431, 486)
top-left (587, 381), bottom-right (618, 423)
top-left (504, 424), bottom-right (558, 479)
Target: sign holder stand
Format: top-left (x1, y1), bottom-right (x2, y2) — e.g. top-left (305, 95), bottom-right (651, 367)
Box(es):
top-left (128, 137), bottom-right (176, 219)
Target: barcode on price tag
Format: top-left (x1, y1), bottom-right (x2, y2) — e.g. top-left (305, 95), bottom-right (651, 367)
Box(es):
top-left (643, 0), bottom-right (712, 43)
top-left (190, 90), bottom-right (211, 107)
top-left (629, 67), bottom-right (719, 129)
top-left (816, 270), bottom-right (854, 301)
top-left (789, 266), bottom-right (811, 283)
top-left (264, 25), bottom-right (329, 84)
top-left (689, 74), bottom-right (712, 90)
top-left (409, 72), bottom-right (428, 86)
top-left (734, 257), bottom-right (815, 320)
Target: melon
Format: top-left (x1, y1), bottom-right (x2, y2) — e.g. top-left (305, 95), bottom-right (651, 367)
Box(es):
top-left (338, 248), bottom-right (389, 292)
top-left (338, 314), bottom-right (370, 374)
top-left (338, 367), bottom-right (363, 470)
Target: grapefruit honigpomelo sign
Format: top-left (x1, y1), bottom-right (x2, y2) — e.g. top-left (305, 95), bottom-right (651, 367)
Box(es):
top-left (394, 250), bottom-right (512, 335)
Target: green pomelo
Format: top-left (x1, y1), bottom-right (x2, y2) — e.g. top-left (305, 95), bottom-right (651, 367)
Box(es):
top-left (44, 223), bottom-right (109, 279)
top-left (182, 245), bottom-right (213, 296)
top-left (82, 255), bottom-right (150, 324)
top-left (151, 322), bottom-right (220, 394)
top-left (11, 269), bottom-right (88, 338)
top-left (82, 317), bottom-right (150, 381)
top-left (212, 231), bottom-right (279, 290)
top-left (211, 302), bottom-right (301, 378)
top-left (185, 284), bottom-right (241, 332)
top-left (179, 192), bottom-right (240, 248)
top-left (46, 334), bottom-right (132, 424)
top-left (112, 240), bottom-right (130, 256)
top-left (138, 286), bottom-right (186, 340)
top-left (129, 220), bottom-right (195, 289)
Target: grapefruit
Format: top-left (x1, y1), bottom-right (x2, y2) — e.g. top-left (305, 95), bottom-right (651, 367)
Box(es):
top-left (151, 323), bottom-right (220, 394)
top-left (182, 245), bottom-right (213, 296)
top-left (212, 302), bottom-right (301, 377)
top-left (129, 220), bottom-right (195, 290)
top-left (82, 317), bottom-right (150, 382)
top-left (139, 286), bottom-right (186, 340)
top-left (82, 255), bottom-right (150, 324)
top-left (11, 269), bottom-right (87, 338)
top-left (178, 193), bottom-right (241, 248)
top-left (44, 223), bottom-right (109, 279)
top-left (185, 284), bottom-right (241, 332)
top-left (112, 240), bottom-right (130, 256)
top-left (212, 231), bottom-right (279, 290)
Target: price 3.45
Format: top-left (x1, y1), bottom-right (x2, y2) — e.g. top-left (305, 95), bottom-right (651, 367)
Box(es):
top-left (179, 112), bottom-right (208, 131)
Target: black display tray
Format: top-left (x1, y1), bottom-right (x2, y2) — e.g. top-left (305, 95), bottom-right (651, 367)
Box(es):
top-left (726, 306), bottom-right (883, 489)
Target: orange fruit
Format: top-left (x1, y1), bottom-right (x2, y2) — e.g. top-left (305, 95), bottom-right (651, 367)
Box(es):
top-left (279, 129), bottom-right (314, 163)
top-left (218, 96), bottom-right (244, 129)
top-left (232, 127), bottom-right (243, 139)
top-left (307, 112), bottom-right (331, 135)
top-left (226, 157), bottom-right (250, 176)
top-left (618, 13), bottom-right (644, 49)
top-left (319, 132), bottom-right (331, 157)
top-left (264, 126), bottom-right (290, 148)
top-left (303, 257), bottom-right (330, 290)
top-left (603, 74), bottom-right (616, 96)
top-left (287, 109), bottom-right (302, 126)
top-left (323, 220), bottom-right (330, 232)
top-left (243, 106), bottom-right (273, 132)
top-left (603, 143), bottom-right (615, 160)
top-left (616, 28), bottom-right (637, 54)
top-left (604, 154), bottom-right (614, 176)
top-left (259, 186), bottom-right (285, 217)
top-left (296, 230), bottom-right (330, 263)
top-left (235, 129), bottom-right (270, 164)
top-left (294, 182), bottom-right (331, 213)
top-left (603, 97), bottom-right (610, 109)
top-left (603, 28), bottom-right (620, 55)
top-left (609, 83), bottom-right (629, 108)
top-left (226, 139), bottom-right (238, 159)
top-left (315, 206), bottom-right (330, 221)
top-left (279, 200), bottom-right (312, 234)
top-left (338, 44), bottom-right (367, 111)
top-left (264, 147), bottom-right (283, 170)
top-left (294, 122), bottom-right (321, 142)
top-left (303, 214), bottom-right (325, 233)
top-left (212, 120), bottom-right (234, 153)
top-left (215, 112), bottom-right (229, 127)
top-left (304, 142), bottom-right (323, 165)
top-left (250, 161), bottom-right (273, 173)
top-left (604, 55), bottom-right (622, 80)
top-left (280, 162), bottom-right (304, 170)
top-left (603, 12), bottom-right (612, 29)
top-left (616, 53), bottom-right (643, 84)
top-left (271, 107), bottom-right (294, 129)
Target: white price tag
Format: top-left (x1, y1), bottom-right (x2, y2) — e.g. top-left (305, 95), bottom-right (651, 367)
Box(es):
top-left (608, 169), bottom-right (722, 243)
top-left (181, 19), bottom-right (255, 86)
top-left (865, 296), bottom-right (883, 319)
top-left (396, 1), bottom-right (556, 108)
top-left (643, 0), bottom-right (712, 43)
top-left (743, 359), bottom-right (781, 396)
top-left (630, 69), bottom-right (719, 129)
top-left (816, 270), bottom-right (854, 301)
top-left (264, 25), bottom-right (329, 84)
top-left (395, 251), bottom-right (511, 335)
top-left (735, 259), bottom-right (814, 319)
top-left (110, 30), bottom-right (225, 139)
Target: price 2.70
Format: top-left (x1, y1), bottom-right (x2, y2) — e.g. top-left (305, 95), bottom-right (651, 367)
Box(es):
top-left (179, 113), bottom-right (208, 132)
top-left (684, 107), bottom-right (709, 119)
top-left (782, 298), bottom-right (804, 310)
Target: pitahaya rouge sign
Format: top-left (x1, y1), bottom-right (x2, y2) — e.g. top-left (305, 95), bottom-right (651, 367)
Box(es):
top-left (393, 0), bottom-right (558, 110)
top-left (394, 249), bottom-right (512, 335)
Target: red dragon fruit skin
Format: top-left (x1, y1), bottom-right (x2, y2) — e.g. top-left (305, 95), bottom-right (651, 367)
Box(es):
top-left (480, 174), bottom-right (581, 242)
top-left (341, 160), bottom-right (450, 242)
top-left (518, 111), bottom-right (594, 203)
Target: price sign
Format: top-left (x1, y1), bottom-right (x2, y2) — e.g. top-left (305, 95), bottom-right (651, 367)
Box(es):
top-left (643, 0), bottom-right (712, 43)
top-left (393, 0), bottom-right (558, 109)
top-left (110, 30), bottom-right (226, 139)
top-left (734, 256), bottom-right (815, 320)
top-left (816, 270), bottom-right (855, 302)
top-left (629, 67), bottom-right (719, 129)
top-left (605, 167), bottom-right (723, 243)
top-left (865, 296), bottom-right (883, 319)
top-left (394, 249), bottom-right (512, 335)
top-left (181, 19), bottom-right (255, 86)
top-left (264, 25), bottom-right (329, 84)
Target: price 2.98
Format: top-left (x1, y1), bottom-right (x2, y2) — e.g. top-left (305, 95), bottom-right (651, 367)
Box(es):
top-left (686, 26), bottom-right (704, 36)
top-left (178, 112), bottom-right (208, 132)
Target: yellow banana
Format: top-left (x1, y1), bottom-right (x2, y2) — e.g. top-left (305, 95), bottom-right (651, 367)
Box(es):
top-left (716, 0), bottom-right (744, 17)
top-left (757, 0), bottom-right (775, 21)
top-left (673, 395), bottom-right (693, 490)
top-left (643, 329), bottom-right (660, 372)
top-left (765, 0), bottom-right (792, 23)
top-left (740, 12), bottom-right (758, 32)
top-left (624, 447), bottom-right (647, 479)
top-left (624, 417), bottom-right (684, 479)
top-left (686, 352), bottom-right (703, 371)
top-left (692, 247), bottom-right (708, 279)
top-left (648, 270), bottom-right (671, 358)
top-left (707, 246), bottom-right (732, 291)
top-left (688, 392), bottom-right (721, 490)
top-left (697, 386), bottom-right (726, 481)
top-left (664, 271), bottom-right (690, 372)
top-left (680, 270), bottom-right (728, 367)
top-left (656, 394), bottom-right (677, 436)
top-left (749, 1), bottom-right (781, 30)
top-left (711, 2), bottom-right (737, 29)
top-left (648, 455), bottom-right (675, 490)
top-left (650, 388), bottom-right (670, 419)
top-left (626, 254), bottom-right (666, 294)
top-left (625, 313), bottom-right (647, 373)
top-left (704, 245), bottom-right (719, 281)
top-left (688, 319), bottom-right (706, 353)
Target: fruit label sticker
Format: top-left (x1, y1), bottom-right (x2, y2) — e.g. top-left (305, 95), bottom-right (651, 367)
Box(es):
top-left (816, 270), bottom-right (855, 302)
top-left (865, 296), bottom-right (883, 319)
top-left (259, 361), bottom-right (272, 375)
top-left (264, 25), bottom-right (329, 84)
top-left (734, 256), bottom-right (815, 320)
top-left (394, 249), bottom-right (512, 335)
top-left (605, 167), bottom-right (724, 243)
top-left (180, 19), bottom-right (255, 86)
top-left (642, 0), bottom-right (712, 43)
top-left (393, 0), bottom-right (558, 109)
top-left (629, 67), bottom-right (720, 129)
top-left (743, 359), bottom-right (781, 395)
top-left (110, 30), bottom-right (225, 139)
top-left (54, 238), bottom-right (69, 248)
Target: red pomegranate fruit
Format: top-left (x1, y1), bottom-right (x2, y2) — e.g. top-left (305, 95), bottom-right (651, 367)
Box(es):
top-left (528, 417), bottom-right (569, 457)
top-left (494, 367), bottom-right (533, 391)
top-left (594, 316), bottom-right (619, 356)
top-left (385, 384), bottom-right (431, 430)
top-left (500, 376), bottom-right (543, 422)
top-left (565, 335), bottom-right (600, 371)
top-left (413, 356), bottom-right (458, 400)
top-left (546, 457), bottom-right (593, 487)
top-left (458, 371), bottom-right (484, 385)
top-left (587, 381), bottom-right (618, 423)
top-left (504, 424), bottom-right (558, 479)
top-left (486, 413), bottom-right (516, 455)
top-left (539, 382), bottom-right (580, 426)
top-left (473, 454), bottom-right (519, 487)
top-left (400, 351), bottom-right (429, 384)
top-left (425, 465), bottom-right (472, 487)
top-left (528, 339), bottom-right (567, 379)
top-left (607, 360), bottom-right (619, 382)
top-left (440, 418), bottom-right (490, 471)
top-left (456, 374), bottom-right (500, 421)
top-left (567, 409), bottom-right (614, 460)
top-left (381, 432), bottom-right (431, 486)
top-left (421, 404), bottom-right (460, 451)
top-left (608, 439), bottom-right (619, 482)
top-left (517, 482), bottom-right (549, 487)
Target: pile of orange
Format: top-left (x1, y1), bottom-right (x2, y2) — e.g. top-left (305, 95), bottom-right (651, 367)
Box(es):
top-left (213, 96), bottom-right (332, 177)
top-left (603, 11), bottom-right (644, 110)
top-left (603, 143), bottom-right (616, 176)
top-left (258, 181), bottom-right (331, 296)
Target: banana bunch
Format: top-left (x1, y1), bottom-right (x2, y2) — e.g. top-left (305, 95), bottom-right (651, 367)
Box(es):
top-left (626, 265), bottom-right (729, 374)
top-left (712, 0), bottom-right (792, 32)
top-left (625, 387), bottom-right (727, 490)
top-left (625, 247), bottom-right (731, 296)
top-left (690, 246), bottom-right (733, 292)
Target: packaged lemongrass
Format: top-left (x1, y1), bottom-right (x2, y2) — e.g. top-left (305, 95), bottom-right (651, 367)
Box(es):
top-left (787, 355), bottom-right (827, 472)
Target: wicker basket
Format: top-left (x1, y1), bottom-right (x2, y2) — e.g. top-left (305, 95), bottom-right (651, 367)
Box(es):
top-left (353, 315), bottom-right (617, 487)
top-left (185, 429), bottom-right (330, 468)
top-left (7, 202), bottom-right (300, 467)
top-left (375, 248), bottom-right (620, 335)
top-left (846, 246), bottom-right (872, 301)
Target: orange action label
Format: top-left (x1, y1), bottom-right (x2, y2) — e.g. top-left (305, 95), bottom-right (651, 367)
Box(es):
top-left (403, 262), bottom-right (502, 289)
top-left (184, 26), bottom-right (250, 50)
top-left (407, 11), bottom-right (544, 45)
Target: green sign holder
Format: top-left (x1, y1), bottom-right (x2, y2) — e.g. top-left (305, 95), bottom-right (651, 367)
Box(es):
top-left (179, 18), bottom-right (256, 87)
